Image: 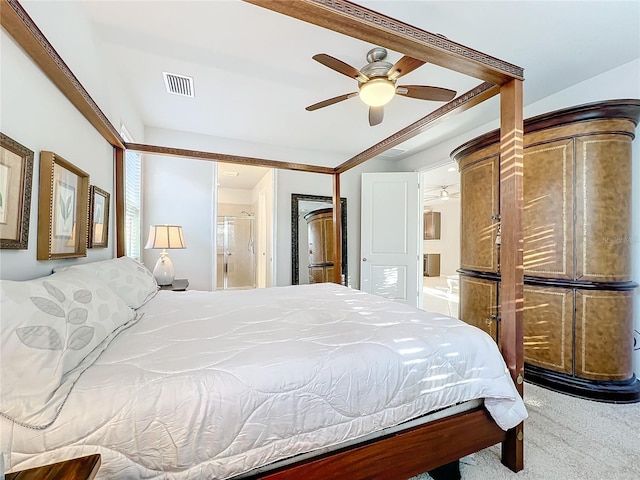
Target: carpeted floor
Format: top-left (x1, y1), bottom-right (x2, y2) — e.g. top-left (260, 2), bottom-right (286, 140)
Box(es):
top-left (413, 382), bottom-right (640, 480)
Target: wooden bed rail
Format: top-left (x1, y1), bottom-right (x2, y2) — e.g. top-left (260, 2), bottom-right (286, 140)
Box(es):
top-left (248, 407), bottom-right (506, 480)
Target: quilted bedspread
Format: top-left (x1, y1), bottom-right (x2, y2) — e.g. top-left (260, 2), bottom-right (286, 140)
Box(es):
top-left (3, 283), bottom-right (527, 478)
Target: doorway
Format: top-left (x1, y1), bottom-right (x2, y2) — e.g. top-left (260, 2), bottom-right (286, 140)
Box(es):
top-left (216, 215), bottom-right (256, 289)
top-left (420, 163), bottom-right (461, 316)
top-left (216, 164), bottom-right (274, 290)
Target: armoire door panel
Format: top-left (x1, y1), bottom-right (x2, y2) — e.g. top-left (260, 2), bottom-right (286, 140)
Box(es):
top-left (459, 275), bottom-right (498, 341)
top-left (322, 216), bottom-right (335, 263)
top-left (460, 156), bottom-right (499, 273)
top-left (575, 289), bottom-right (634, 381)
top-left (523, 139), bottom-right (574, 279)
top-left (575, 133), bottom-right (633, 282)
top-left (308, 219), bottom-right (324, 265)
top-left (306, 209), bottom-right (335, 284)
top-left (522, 286), bottom-right (572, 374)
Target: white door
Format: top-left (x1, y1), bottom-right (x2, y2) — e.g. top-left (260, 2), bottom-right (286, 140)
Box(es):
top-left (360, 172), bottom-right (422, 307)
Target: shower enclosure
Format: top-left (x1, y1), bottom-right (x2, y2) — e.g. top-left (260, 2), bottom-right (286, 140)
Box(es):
top-left (216, 214), bottom-right (256, 289)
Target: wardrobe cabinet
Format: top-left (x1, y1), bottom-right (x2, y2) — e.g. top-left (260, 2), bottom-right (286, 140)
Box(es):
top-left (305, 208), bottom-right (335, 284)
top-left (453, 99), bottom-right (640, 402)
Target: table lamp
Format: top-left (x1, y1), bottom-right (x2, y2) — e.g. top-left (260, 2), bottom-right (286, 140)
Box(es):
top-left (145, 225), bottom-right (186, 285)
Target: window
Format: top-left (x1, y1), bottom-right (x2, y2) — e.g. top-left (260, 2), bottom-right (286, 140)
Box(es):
top-left (121, 128), bottom-right (142, 260)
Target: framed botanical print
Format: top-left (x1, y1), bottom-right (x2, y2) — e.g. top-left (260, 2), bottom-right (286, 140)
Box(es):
top-left (88, 185), bottom-right (109, 248)
top-left (37, 151), bottom-right (89, 260)
top-left (0, 133), bottom-right (34, 249)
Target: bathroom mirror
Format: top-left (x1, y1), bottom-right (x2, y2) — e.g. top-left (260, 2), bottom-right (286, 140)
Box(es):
top-left (291, 193), bottom-right (347, 285)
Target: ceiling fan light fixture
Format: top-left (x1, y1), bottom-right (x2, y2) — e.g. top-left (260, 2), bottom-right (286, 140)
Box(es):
top-left (359, 78), bottom-right (395, 107)
top-left (440, 188), bottom-right (450, 201)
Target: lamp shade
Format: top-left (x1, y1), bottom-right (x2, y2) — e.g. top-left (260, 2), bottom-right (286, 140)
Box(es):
top-left (145, 225), bottom-right (186, 250)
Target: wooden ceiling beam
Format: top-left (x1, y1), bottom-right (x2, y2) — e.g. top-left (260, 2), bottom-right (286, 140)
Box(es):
top-left (125, 143), bottom-right (335, 175)
top-left (244, 0), bottom-right (524, 85)
top-left (1, 0), bottom-right (125, 149)
top-left (336, 82), bottom-right (500, 174)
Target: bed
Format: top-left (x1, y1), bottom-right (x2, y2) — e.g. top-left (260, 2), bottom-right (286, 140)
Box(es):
top-left (1, 257), bottom-right (527, 479)
top-left (2, 0), bottom-right (526, 477)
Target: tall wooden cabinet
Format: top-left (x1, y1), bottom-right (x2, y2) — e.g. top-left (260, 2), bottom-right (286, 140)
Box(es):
top-left (305, 208), bottom-right (335, 283)
top-left (453, 99), bottom-right (640, 402)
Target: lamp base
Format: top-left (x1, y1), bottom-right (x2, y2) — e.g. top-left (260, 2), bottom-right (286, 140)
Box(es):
top-left (153, 251), bottom-right (175, 286)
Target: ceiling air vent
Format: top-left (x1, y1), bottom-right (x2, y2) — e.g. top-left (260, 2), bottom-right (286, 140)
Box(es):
top-left (163, 72), bottom-right (194, 97)
top-left (379, 148), bottom-right (407, 158)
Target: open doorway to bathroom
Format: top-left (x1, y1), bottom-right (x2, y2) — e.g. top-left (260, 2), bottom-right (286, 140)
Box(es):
top-left (217, 213), bottom-right (256, 289)
top-left (216, 164), bottom-right (274, 290)
top-left (420, 163), bottom-right (461, 317)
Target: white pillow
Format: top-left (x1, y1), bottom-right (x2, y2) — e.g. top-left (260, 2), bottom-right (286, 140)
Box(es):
top-left (0, 269), bottom-right (138, 428)
top-left (55, 257), bottom-right (158, 309)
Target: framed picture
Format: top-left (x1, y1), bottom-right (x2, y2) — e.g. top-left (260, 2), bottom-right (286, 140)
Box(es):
top-left (0, 133), bottom-right (34, 249)
top-left (88, 185), bottom-right (109, 248)
top-left (37, 151), bottom-right (89, 260)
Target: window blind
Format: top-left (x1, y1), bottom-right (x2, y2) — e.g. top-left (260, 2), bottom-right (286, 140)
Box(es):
top-left (124, 148), bottom-right (142, 260)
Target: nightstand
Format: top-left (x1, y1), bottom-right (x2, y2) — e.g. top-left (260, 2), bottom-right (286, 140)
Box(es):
top-left (6, 454), bottom-right (101, 479)
top-left (159, 278), bottom-right (189, 291)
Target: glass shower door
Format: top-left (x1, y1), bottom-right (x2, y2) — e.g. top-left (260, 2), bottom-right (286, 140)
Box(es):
top-left (217, 216), bottom-right (256, 289)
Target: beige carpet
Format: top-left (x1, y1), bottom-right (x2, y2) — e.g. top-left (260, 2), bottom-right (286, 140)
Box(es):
top-left (413, 382), bottom-right (640, 480)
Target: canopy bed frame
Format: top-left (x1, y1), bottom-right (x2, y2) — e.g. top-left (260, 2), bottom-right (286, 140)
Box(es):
top-left (1, 0), bottom-right (525, 477)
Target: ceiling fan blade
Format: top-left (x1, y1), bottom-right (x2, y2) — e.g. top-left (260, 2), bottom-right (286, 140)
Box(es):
top-left (369, 106), bottom-right (384, 126)
top-left (305, 92), bottom-right (358, 111)
top-left (395, 85), bottom-right (457, 102)
top-left (387, 56), bottom-right (426, 80)
top-left (312, 54), bottom-right (368, 82)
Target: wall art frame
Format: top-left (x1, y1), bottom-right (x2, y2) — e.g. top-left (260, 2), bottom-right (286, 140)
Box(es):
top-left (0, 132), bottom-right (34, 249)
top-left (88, 185), bottom-right (109, 248)
top-left (37, 151), bottom-right (90, 260)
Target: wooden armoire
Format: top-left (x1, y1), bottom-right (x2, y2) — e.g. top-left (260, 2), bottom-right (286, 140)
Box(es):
top-left (452, 99), bottom-right (640, 402)
top-left (305, 208), bottom-right (335, 283)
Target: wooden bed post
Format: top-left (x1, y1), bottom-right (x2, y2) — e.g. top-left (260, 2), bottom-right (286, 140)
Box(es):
top-left (115, 147), bottom-right (126, 258)
top-left (332, 172), bottom-right (343, 285)
top-left (498, 78), bottom-right (524, 472)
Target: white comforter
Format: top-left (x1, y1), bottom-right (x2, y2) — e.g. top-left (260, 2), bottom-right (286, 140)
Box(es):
top-left (3, 284), bottom-right (527, 478)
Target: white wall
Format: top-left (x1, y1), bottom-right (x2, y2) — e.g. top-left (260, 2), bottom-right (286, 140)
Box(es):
top-left (218, 188), bottom-right (252, 206)
top-left (142, 153), bottom-right (215, 291)
top-left (19, 2), bottom-right (145, 142)
top-left (0, 2), bottom-right (144, 281)
top-left (0, 34), bottom-right (110, 279)
top-left (398, 58), bottom-right (640, 374)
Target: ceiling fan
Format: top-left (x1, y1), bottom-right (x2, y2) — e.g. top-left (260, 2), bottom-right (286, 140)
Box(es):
top-left (306, 47), bottom-right (457, 126)
top-left (424, 185), bottom-right (460, 202)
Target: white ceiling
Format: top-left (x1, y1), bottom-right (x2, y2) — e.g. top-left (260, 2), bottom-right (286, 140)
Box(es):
top-left (69, 0), bottom-right (639, 188)
top-left (422, 162), bottom-right (461, 205)
top-left (217, 163), bottom-right (270, 190)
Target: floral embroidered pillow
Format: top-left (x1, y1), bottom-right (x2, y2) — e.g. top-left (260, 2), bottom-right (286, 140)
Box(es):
top-left (0, 269), bottom-right (137, 428)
